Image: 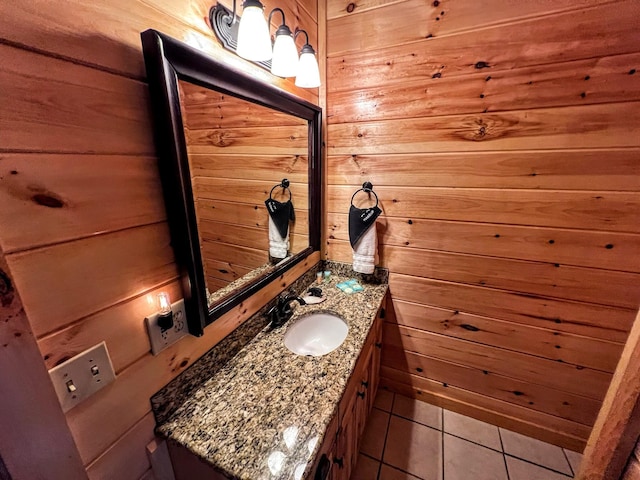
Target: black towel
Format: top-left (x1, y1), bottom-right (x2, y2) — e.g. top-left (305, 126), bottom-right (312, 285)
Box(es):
top-left (348, 204), bottom-right (382, 248)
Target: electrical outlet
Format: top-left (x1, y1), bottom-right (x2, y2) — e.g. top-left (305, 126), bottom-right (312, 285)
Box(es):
top-left (145, 299), bottom-right (188, 355)
top-left (48, 341), bottom-right (116, 413)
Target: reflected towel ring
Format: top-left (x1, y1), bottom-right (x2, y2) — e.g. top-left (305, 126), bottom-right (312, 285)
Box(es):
top-left (269, 178), bottom-right (292, 201)
top-left (350, 181), bottom-right (379, 208)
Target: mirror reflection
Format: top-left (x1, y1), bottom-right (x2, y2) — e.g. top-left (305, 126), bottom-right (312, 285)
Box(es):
top-left (177, 80), bottom-right (310, 308)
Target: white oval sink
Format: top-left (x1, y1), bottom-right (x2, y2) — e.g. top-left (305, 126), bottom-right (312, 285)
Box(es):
top-left (284, 312), bottom-right (348, 357)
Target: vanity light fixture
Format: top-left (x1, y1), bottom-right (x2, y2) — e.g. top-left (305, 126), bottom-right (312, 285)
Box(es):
top-left (208, 1), bottom-right (320, 87)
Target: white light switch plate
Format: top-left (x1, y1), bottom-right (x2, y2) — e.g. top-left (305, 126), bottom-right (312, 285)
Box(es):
top-left (145, 299), bottom-right (188, 355)
top-left (48, 341), bottom-right (116, 413)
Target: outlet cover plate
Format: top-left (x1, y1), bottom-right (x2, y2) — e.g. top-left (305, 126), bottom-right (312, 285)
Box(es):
top-left (49, 341), bottom-right (116, 413)
top-left (145, 299), bottom-right (188, 355)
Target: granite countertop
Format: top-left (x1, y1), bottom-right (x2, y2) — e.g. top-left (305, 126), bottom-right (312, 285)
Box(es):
top-left (156, 268), bottom-right (388, 480)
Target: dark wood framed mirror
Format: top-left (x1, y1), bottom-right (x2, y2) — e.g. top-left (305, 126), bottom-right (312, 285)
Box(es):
top-left (140, 29), bottom-right (322, 336)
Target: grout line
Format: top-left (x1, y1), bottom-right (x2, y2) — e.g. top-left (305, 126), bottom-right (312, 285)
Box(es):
top-left (379, 460), bottom-right (422, 479)
top-left (498, 427), bottom-right (511, 480)
top-left (504, 453), bottom-right (574, 478)
top-left (377, 393), bottom-right (394, 468)
top-left (441, 408), bottom-right (445, 480)
top-left (562, 448), bottom-right (576, 477)
top-left (441, 431), bottom-right (505, 455)
top-left (391, 412), bottom-right (442, 435)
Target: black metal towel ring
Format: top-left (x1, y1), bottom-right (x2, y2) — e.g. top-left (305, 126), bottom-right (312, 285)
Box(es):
top-left (269, 178), bottom-right (292, 201)
top-left (350, 181), bottom-right (379, 207)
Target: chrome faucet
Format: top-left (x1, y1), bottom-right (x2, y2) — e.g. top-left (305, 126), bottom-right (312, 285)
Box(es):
top-left (268, 293), bottom-right (306, 328)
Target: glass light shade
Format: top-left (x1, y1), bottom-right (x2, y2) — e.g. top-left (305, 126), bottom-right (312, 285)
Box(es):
top-left (295, 51), bottom-right (321, 88)
top-left (271, 33), bottom-right (298, 77)
top-left (236, 5), bottom-right (272, 61)
top-left (157, 292), bottom-right (171, 315)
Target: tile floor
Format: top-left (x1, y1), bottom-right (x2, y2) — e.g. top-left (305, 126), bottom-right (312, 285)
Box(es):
top-left (351, 390), bottom-right (584, 480)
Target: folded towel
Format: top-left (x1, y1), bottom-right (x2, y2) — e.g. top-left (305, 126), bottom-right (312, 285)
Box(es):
top-left (268, 216), bottom-right (289, 260)
top-left (352, 223), bottom-right (377, 274)
top-left (349, 202), bottom-right (381, 274)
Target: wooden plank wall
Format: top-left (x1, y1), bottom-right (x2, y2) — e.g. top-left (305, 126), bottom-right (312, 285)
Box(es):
top-left (179, 81), bottom-right (310, 290)
top-left (326, 0), bottom-right (640, 451)
top-left (0, 0), bottom-right (318, 478)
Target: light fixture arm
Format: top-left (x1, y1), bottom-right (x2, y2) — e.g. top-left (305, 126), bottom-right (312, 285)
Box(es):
top-left (294, 28), bottom-right (309, 46)
top-left (294, 28), bottom-right (315, 54)
top-left (228, 0), bottom-right (237, 25)
top-left (212, 0), bottom-right (236, 26)
top-left (268, 7), bottom-right (286, 28)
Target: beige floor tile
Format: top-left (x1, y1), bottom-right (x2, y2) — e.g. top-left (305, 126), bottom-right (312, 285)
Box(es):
top-left (392, 394), bottom-right (442, 430)
top-left (374, 389), bottom-right (395, 412)
top-left (351, 453), bottom-right (380, 480)
top-left (500, 429), bottom-right (572, 475)
top-left (443, 434), bottom-right (508, 480)
top-left (383, 416), bottom-right (442, 480)
top-left (506, 456), bottom-right (572, 480)
top-left (379, 464), bottom-right (422, 480)
top-left (443, 410), bottom-right (502, 451)
top-left (361, 408), bottom-right (390, 460)
top-left (564, 449), bottom-right (583, 475)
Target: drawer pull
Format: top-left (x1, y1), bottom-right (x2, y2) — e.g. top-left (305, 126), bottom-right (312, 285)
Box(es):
top-left (333, 457), bottom-right (344, 468)
top-left (357, 391), bottom-right (366, 399)
top-left (375, 342), bottom-right (382, 349)
top-left (361, 380), bottom-right (369, 388)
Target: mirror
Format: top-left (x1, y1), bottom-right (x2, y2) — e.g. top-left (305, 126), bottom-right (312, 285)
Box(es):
top-left (178, 80), bottom-right (310, 306)
top-left (141, 30), bottom-right (322, 336)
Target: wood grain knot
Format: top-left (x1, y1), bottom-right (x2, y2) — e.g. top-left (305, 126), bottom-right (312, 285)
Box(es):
top-left (474, 61), bottom-right (490, 69)
top-left (461, 324), bottom-right (479, 332)
top-left (0, 269), bottom-right (14, 308)
top-left (458, 116), bottom-right (514, 142)
top-left (211, 132), bottom-right (232, 147)
top-left (32, 193), bottom-right (65, 208)
top-left (346, 2), bottom-right (356, 13)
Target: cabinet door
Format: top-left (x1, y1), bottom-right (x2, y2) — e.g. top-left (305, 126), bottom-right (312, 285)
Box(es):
top-left (313, 413), bottom-right (338, 480)
top-left (335, 390), bottom-right (359, 480)
top-left (368, 303), bottom-right (384, 413)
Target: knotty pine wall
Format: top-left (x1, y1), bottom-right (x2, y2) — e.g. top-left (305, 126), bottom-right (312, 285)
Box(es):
top-left (179, 81), bottom-right (310, 290)
top-left (326, 0), bottom-right (640, 451)
top-left (0, 1), bottom-right (318, 479)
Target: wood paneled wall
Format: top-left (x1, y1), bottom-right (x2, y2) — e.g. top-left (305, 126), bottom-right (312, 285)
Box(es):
top-left (0, 1), bottom-right (318, 479)
top-left (179, 81), bottom-right (310, 291)
top-left (326, 0), bottom-right (640, 451)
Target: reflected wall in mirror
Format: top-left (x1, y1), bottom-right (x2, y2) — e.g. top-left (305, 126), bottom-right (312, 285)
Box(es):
top-left (177, 80), bottom-right (310, 307)
top-left (141, 30), bottom-right (322, 336)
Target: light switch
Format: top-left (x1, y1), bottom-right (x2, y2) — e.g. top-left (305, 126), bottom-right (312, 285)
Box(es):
top-left (49, 342), bottom-right (116, 412)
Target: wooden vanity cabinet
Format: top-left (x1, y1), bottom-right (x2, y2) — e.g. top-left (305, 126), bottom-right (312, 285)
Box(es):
top-left (313, 299), bottom-right (385, 480)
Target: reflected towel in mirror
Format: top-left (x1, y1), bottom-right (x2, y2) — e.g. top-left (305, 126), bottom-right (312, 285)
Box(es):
top-left (266, 198), bottom-right (295, 260)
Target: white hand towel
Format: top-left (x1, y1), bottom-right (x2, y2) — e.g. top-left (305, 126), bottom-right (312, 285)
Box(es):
top-left (269, 216), bottom-right (289, 260)
top-left (352, 223), bottom-right (377, 274)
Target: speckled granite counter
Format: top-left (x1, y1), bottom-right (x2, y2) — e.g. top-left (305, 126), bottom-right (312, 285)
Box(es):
top-left (154, 262), bottom-right (387, 480)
